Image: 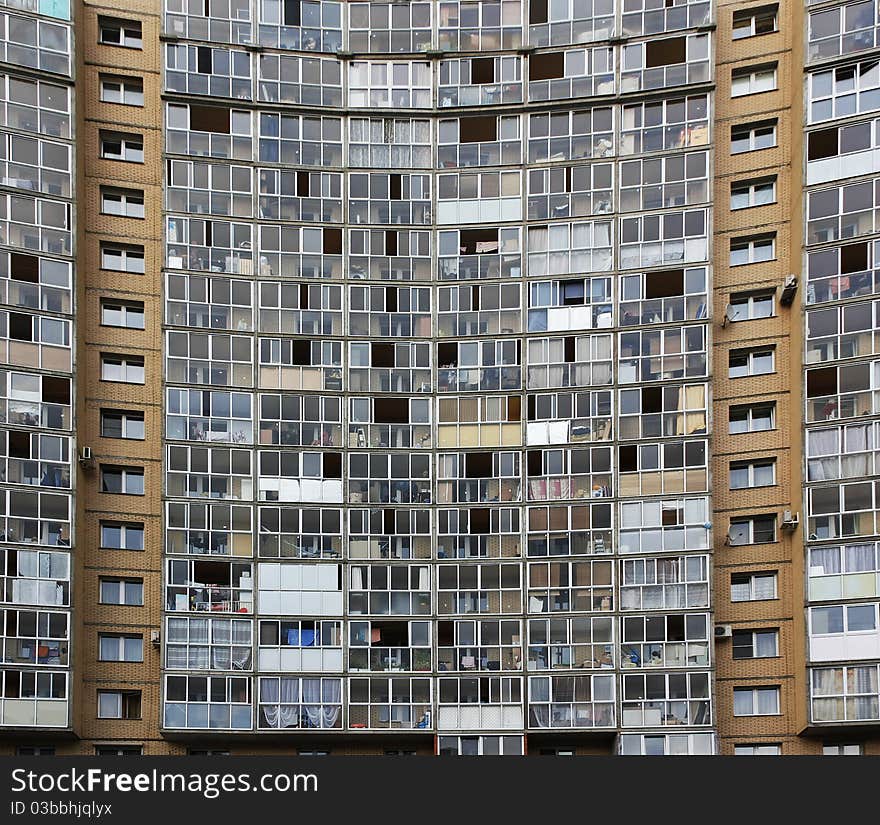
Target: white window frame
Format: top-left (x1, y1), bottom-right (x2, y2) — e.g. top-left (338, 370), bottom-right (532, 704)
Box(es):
top-left (730, 234), bottom-right (776, 266)
top-left (731, 119), bottom-right (778, 154)
top-left (99, 578), bottom-right (144, 606)
top-left (101, 466), bottom-right (145, 496)
top-left (729, 402), bottom-right (775, 434)
top-left (98, 17), bottom-right (143, 49)
top-left (730, 177), bottom-right (777, 210)
top-left (728, 515), bottom-right (777, 546)
top-left (98, 634), bottom-right (143, 662)
top-left (729, 459), bottom-right (776, 490)
top-left (99, 75), bottom-right (144, 106)
top-left (100, 355), bottom-right (145, 384)
top-left (100, 521), bottom-right (144, 551)
top-left (100, 244), bottom-right (145, 274)
top-left (101, 300), bottom-right (145, 329)
top-left (728, 348), bottom-right (775, 378)
top-left (100, 409), bottom-right (145, 440)
top-left (728, 292), bottom-right (774, 321)
top-left (99, 131), bottom-right (144, 163)
top-left (733, 686), bottom-right (781, 716)
top-left (731, 64), bottom-right (777, 97)
top-left (100, 186), bottom-right (144, 218)
top-left (730, 572), bottom-right (778, 602)
top-left (732, 629), bottom-right (779, 659)
top-left (97, 690), bottom-right (141, 719)
top-left (734, 743), bottom-right (781, 755)
top-left (732, 5), bottom-right (778, 40)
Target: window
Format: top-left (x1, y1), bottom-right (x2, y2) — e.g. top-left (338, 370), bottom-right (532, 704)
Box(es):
top-left (734, 744), bottom-right (781, 755)
top-left (729, 403), bottom-right (775, 434)
top-left (100, 466), bottom-right (145, 496)
top-left (298, 750), bottom-right (331, 756)
top-left (99, 131), bottom-right (143, 163)
top-left (732, 5), bottom-right (778, 39)
top-left (731, 119), bottom-right (777, 154)
top-left (100, 409), bottom-right (145, 440)
top-left (99, 17), bottom-right (142, 49)
top-left (98, 634), bottom-right (143, 662)
top-left (823, 744), bottom-right (863, 755)
top-left (99, 578), bottom-right (143, 606)
top-left (188, 750), bottom-right (230, 756)
top-left (101, 300), bottom-right (145, 329)
top-left (99, 75), bottom-right (144, 106)
top-left (16, 747), bottom-right (55, 756)
top-left (100, 355), bottom-right (145, 384)
top-left (95, 746), bottom-right (142, 756)
top-left (732, 629), bottom-right (779, 659)
top-left (727, 292), bottom-right (774, 321)
top-left (730, 177), bottom-right (777, 210)
top-left (730, 572), bottom-right (778, 602)
top-left (100, 187), bottom-right (144, 218)
top-left (100, 244), bottom-right (144, 274)
top-left (730, 459), bottom-right (776, 489)
top-left (731, 64), bottom-right (777, 97)
top-left (730, 234), bottom-right (775, 265)
top-left (97, 690), bottom-right (141, 719)
top-left (733, 686), bottom-right (780, 716)
top-left (729, 348), bottom-right (775, 378)
top-left (728, 515), bottom-right (776, 546)
top-left (100, 521), bottom-right (144, 551)
top-left (811, 603), bottom-right (878, 635)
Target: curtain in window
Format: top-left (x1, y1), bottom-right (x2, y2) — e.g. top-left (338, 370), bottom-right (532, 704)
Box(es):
top-left (302, 677), bottom-right (323, 728)
top-left (845, 543), bottom-right (876, 572)
top-left (165, 645), bottom-right (189, 670)
top-left (260, 678), bottom-right (280, 727)
top-left (810, 546), bottom-right (841, 575)
top-left (842, 424), bottom-right (870, 476)
top-left (322, 678), bottom-right (341, 727)
top-left (813, 667), bottom-right (844, 695)
top-left (189, 645), bottom-right (210, 669)
top-left (849, 665), bottom-right (878, 695)
top-left (808, 428), bottom-right (839, 481)
top-left (529, 705), bottom-right (550, 727)
top-left (753, 576), bottom-right (775, 600)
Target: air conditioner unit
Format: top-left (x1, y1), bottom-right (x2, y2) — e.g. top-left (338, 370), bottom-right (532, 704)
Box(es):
top-left (782, 510), bottom-right (800, 531)
top-left (714, 624), bottom-right (733, 639)
top-left (780, 274), bottom-right (798, 306)
top-left (150, 630), bottom-right (160, 646)
top-left (80, 446), bottom-right (92, 460)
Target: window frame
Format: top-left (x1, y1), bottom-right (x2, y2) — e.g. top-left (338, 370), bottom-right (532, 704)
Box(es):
top-left (98, 16), bottom-right (143, 49)
top-left (97, 633), bottom-right (143, 663)
top-left (732, 5), bottom-right (779, 40)
top-left (99, 74), bottom-right (144, 107)
top-left (731, 64), bottom-right (778, 98)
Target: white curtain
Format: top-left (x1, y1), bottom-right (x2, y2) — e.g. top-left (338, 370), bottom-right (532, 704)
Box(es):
top-left (301, 678), bottom-right (340, 728)
top-left (166, 645), bottom-right (189, 670)
top-left (842, 424), bottom-right (870, 477)
top-left (260, 678), bottom-right (301, 729)
top-left (810, 546), bottom-right (841, 575)
top-left (530, 705), bottom-right (550, 728)
top-left (807, 428), bottom-right (840, 481)
top-left (845, 543), bottom-right (876, 572)
top-left (189, 645), bottom-right (210, 669)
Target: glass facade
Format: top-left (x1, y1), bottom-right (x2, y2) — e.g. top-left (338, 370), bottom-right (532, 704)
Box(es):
top-left (805, 0), bottom-right (880, 726)
top-left (0, 0), bottom-right (73, 729)
top-left (159, 0), bottom-right (715, 752)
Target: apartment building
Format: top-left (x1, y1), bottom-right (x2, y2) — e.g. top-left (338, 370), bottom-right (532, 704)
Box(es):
top-left (0, 0), bottom-right (879, 758)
